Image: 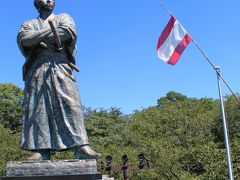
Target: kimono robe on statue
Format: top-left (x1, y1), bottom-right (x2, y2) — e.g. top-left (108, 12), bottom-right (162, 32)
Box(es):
top-left (17, 13), bottom-right (89, 151)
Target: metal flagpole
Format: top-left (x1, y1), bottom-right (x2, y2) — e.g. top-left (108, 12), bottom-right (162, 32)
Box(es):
top-left (191, 39), bottom-right (240, 104)
top-left (159, 1), bottom-right (240, 104)
top-left (158, 1), bottom-right (235, 179)
top-left (216, 67), bottom-right (234, 180)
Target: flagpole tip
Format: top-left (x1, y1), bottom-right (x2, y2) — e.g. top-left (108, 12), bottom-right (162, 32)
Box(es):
top-left (215, 66), bottom-right (221, 73)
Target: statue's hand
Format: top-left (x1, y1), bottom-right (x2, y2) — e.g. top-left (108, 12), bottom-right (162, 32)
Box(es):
top-left (45, 28), bottom-right (66, 45)
top-left (45, 32), bottom-right (55, 44)
top-left (55, 28), bottom-right (66, 37)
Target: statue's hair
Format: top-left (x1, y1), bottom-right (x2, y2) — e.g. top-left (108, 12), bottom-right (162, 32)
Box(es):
top-left (34, 0), bottom-right (39, 10)
top-left (34, 0), bottom-right (55, 10)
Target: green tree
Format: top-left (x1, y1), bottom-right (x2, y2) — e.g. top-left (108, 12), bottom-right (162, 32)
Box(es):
top-left (125, 92), bottom-right (228, 179)
top-left (1, 87), bottom-right (239, 179)
top-left (0, 124), bottom-right (31, 175)
top-left (157, 91), bottom-right (187, 106)
top-left (213, 94), bottom-right (240, 179)
top-left (0, 83), bottom-right (23, 132)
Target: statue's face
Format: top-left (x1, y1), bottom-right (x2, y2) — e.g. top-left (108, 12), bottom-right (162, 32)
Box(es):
top-left (36, 0), bottom-right (55, 12)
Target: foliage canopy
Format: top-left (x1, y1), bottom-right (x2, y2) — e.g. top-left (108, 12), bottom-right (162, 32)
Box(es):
top-left (0, 83), bottom-right (239, 179)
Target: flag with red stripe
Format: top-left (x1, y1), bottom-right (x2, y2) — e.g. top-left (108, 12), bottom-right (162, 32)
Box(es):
top-left (157, 16), bottom-right (192, 65)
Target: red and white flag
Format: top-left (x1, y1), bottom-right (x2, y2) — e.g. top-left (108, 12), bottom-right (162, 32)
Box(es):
top-left (157, 16), bottom-right (192, 65)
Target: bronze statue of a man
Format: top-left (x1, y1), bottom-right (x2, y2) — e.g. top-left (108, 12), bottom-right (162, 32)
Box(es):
top-left (17, 0), bottom-right (101, 160)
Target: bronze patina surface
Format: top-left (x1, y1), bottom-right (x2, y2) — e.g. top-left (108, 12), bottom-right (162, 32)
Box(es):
top-left (17, 0), bottom-right (101, 160)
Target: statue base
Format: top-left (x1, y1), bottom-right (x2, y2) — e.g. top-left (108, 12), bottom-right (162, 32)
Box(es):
top-left (1, 160), bottom-right (113, 180)
top-left (1, 174), bottom-right (102, 180)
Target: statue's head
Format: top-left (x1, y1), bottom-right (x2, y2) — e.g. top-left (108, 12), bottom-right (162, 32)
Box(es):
top-left (34, 0), bottom-right (55, 13)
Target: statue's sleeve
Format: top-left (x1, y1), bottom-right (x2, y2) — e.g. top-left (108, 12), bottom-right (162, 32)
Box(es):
top-left (58, 13), bottom-right (77, 64)
top-left (17, 21), bottom-right (34, 59)
top-left (17, 21), bottom-right (36, 81)
top-left (58, 13), bottom-right (77, 44)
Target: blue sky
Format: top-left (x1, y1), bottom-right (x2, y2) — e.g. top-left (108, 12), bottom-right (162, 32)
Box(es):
top-left (1, 0), bottom-right (240, 114)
